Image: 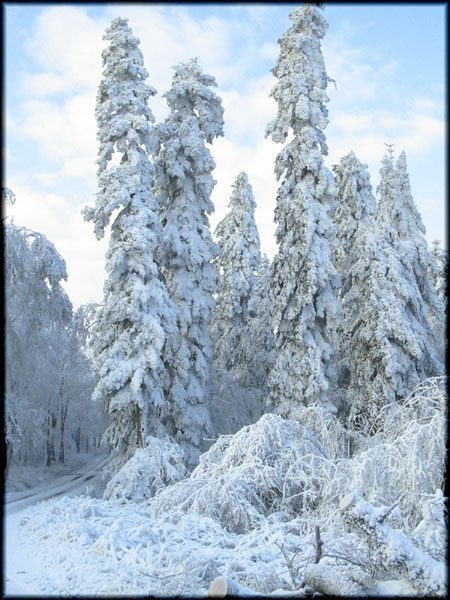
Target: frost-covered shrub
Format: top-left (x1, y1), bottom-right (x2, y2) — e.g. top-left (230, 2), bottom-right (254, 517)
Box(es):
top-left (412, 489), bottom-right (447, 562)
top-left (148, 413), bottom-right (329, 533)
top-left (292, 404), bottom-right (354, 459)
top-left (315, 377), bottom-right (447, 531)
top-left (103, 437), bottom-right (187, 504)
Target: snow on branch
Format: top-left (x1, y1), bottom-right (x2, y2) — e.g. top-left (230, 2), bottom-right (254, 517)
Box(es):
top-left (339, 493), bottom-right (448, 597)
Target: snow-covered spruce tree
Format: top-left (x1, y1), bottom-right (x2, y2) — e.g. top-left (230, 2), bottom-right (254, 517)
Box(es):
top-left (330, 152), bottom-right (377, 407)
top-left (428, 239), bottom-right (448, 363)
top-left (331, 151), bottom-right (376, 279)
top-left (376, 152), bottom-right (444, 380)
top-left (242, 255), bottom-right (276, 392)
top-left (429, 239), bottom-right (448, 310)
top-left (153, 58), bottom-right (224, 466)
top-left (340, 214), bottom-right (404, 433)
top-left (213, 172), bottom-right (261, 375)
top-left (266, 4), bottom-right (340, 416)
top-left (345, 152), bottom-right (445, 432)
top-left (83, 18), bottom-right (176, 456)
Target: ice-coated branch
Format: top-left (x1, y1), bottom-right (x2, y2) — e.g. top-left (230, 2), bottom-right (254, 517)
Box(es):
top-left (339, 493), bottom-right (448, 596)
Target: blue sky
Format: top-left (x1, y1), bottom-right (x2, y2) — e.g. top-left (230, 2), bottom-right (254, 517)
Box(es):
top-left (3, 2), bottom-right (447, 308)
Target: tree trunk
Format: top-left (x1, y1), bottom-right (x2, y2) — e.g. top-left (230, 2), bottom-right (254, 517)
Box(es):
top-left (74, 426), bottom-right (81, 453)
top-left (46, 400), bottom-right (56, 467)
top-left (58, 402), bottom-right (68, 463)
top-left (5, 442), bottom-right (13, 478)
top-left (209, 576), bottom-right (262, 597)
top-left (339, 493), bottom-right (447, 597)
top-left (136, 405), bottom-right (143, 447)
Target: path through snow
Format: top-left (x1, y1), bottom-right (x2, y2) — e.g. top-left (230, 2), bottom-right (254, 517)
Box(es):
top-left (4, 454), bottom-right (109, 596)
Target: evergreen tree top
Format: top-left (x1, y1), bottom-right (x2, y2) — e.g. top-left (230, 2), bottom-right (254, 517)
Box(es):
top-left (288, 3), bottom-right (327, 39)
top-left (377, 149), bottom-right (426, 243)
top-left (101, 18), bottom-right (150, 84)
top-left (228, 172), bottom-right (257, 213)
top-left (163, 58), bottom-right (224, 143)
top-left (266, 3), bottom-right (330, 147)
top-left (333, 151), bottom-right (376, 217)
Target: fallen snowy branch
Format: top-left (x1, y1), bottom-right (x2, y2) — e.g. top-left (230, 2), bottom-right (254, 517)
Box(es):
top-left (339, 493), bottom-right (448, 597)
top-left (303, 563), bottom-right (366, 596)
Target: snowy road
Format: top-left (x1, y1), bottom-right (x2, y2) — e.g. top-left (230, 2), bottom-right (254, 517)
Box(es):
top-left (3, 454), bottom-right (110, 597)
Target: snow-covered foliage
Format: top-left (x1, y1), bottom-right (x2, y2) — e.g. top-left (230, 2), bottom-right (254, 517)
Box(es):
top-left (266, 4), bottom-right (341, 416)
top-left (209, 255), bottom-right (276, 438)
top-left (372, 152), bottom-right (445, 397)
top-left (4, 194), bottom-right (103, 470)
top-left (149, 413), bottom-right (332, 534)
top-left (152, 58), bottom-right (224, 466)
top-left (5, 5), bottom-right (448, 597)
top-left (429, 239), bottom-right (448, 309)
top-left (336, 151), bottom-right (445, 432)
top-left (150, 376), bottom-right (446, 531)
top-left (103, 437), bottom-right (187, 504)
top-left (428, 239), bottom-right (448, 364)
top-left (209, 173), bottom-right (267, 437)
top-left (83, 18), bottom-right (176, 456)
top-left (208, 256), bottom-right (275, 438)
top-left (242, 255), bottom-right (276, 390)
top-left (332, 151), bottom-right (376, 279)
top-left (3, 186), bottom-right (16, 205)
top-left (15, 377), bottom-right (447, 596)
top-left (331, 152), bottom-right (378, 418)
top-left (213, 172), bottom-right (261, 373)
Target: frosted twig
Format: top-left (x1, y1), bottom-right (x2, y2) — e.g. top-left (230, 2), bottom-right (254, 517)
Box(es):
top-left (136, 566), bottom-right (199, 581)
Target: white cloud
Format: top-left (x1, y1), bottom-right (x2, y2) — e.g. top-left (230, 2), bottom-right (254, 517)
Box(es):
top-left (22, 5), bottom-right (106, 95)
top-left (220, 75), bottom-right (276, 146)
top-left (323, 28), bottom-right (399, 106)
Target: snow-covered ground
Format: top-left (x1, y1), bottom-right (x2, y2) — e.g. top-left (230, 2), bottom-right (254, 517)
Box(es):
top-left (4, 409), bottom-right (446, 597)
top-left (4, 453), bottom-right (109, 596)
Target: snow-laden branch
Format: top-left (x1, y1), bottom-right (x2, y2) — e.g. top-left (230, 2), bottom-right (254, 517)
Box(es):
top-left (339, 493), bottom-right (448, 597)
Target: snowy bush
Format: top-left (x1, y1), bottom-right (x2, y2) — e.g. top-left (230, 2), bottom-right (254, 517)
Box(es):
top-left (148, 413), bottom-right (332, 533)
top-left (147, 376), bottom-right (447, 538)
top-left (103, 436), bottom-right (188, 504)
top-left (292, 403), bottom-right (355, 459)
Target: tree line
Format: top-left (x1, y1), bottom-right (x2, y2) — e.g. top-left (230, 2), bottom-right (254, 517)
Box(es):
top-left (4, 5), bottom-right (447, 473)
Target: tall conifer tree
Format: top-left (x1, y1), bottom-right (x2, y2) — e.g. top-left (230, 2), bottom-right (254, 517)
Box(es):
top-left (346, 151), bottom-right (444, 432)
top-left (153, 59), bottom-right (224, 465)
top-left (376, 151), bottom-right (444, 383)
top-left (266, 4), bottom-right (340, 417)
top-left (83, 18), bottom-right (176, 454)
top-left (332, 151), bottom-right (377, 279)
top-left (213, 172), bottom-right (261, 375)
top-left (331, 152), bottom-right (377, 395)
